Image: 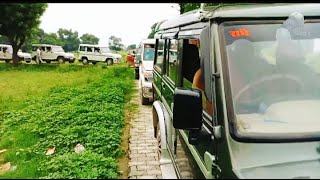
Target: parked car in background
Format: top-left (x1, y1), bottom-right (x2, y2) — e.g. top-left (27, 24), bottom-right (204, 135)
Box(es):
top-left (18, 49), bottom-right (32, 63)
top-left (78, 44), bottom-right (121, 65)
top-left (135, 39), bottom-right (156, 105)
top-left (126, 49), bottom-right (136, 67)
top-left (31, 44), bottom-right (75, 64)
top-left (0, 44), bottom-right (31, 63)
top-left (152, 3), bottom-right (320, 179)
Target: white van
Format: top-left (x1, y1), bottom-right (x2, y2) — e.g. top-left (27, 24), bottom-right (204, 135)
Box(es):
top-left (0, 44), bottom-right (32, 63)
top-left (135, 39), bottom-right (156, 105)
top-left (78, 44), bottom-right (122, 65)
top-left (31, 44), bottom-right (75, 64)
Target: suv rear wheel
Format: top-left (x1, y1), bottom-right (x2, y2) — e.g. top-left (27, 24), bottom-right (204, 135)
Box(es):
top-left (46, 60), bottom-right (51, 63)
top-left (82, 58), bottom-right (89, 65)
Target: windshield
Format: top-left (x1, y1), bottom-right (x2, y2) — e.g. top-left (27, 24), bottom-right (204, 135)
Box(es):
top-left (52, 46), bottom-right (64, 52)
top-left (222, 14), bottom-right (320, 138)
top-left (143, 47), bottom-right (155, 61)
top-left (100, 47), bottom-right (110, 53)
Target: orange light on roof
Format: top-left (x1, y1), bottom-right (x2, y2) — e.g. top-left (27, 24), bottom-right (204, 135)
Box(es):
top-left (229, 28), bottom-right (250, 38)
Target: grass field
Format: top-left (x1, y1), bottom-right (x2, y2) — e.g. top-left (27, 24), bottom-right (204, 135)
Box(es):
top-left (0, 62), bottom-right (134, 178)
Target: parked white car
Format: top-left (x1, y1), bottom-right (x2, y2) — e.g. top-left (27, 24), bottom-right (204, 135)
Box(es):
top-left (136, 39), bottom-right (156, 105)
top-left (31, 44), bottom-right (75, 64)
top-left (18, 50), bottom-right (32, 63)
top-left (78, 44), bottom-right (122, 65)
top-left (0, 44), bottom-right (32, 63)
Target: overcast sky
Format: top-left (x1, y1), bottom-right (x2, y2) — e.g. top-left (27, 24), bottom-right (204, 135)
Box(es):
top-left (40, 3), bottom-right (181, 47)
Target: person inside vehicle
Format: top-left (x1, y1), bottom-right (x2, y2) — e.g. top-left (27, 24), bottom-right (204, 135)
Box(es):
top-left (183, 39), bottom-right (213, 115)
top-left (228, 39), bottom-right (274, 113)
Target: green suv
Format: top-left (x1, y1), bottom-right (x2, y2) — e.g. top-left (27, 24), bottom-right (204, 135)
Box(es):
top-left (152, 3), bottom-right (320, 179)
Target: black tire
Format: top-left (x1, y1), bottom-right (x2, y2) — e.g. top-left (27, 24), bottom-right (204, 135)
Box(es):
top-left (5, 60), bottom-right (10, 63)
top-left (26, 61), bottom-right (31, 63)
top-left (135, 68), bottom-right (139, 80)
top-left (92, 61), bottom-right (97, 65)
top-left (57, 57), bottom-right (65, 64)
top-left (46, 60), bottom-right (51, 64)
top-left (69, 60), bottom-right (74, 64)
top-left (106, 58), bottom-right (113, 66)
top-left (141, 90), bottom-right (149, 105)
top-left (82, 58), bottom-right (89, 65)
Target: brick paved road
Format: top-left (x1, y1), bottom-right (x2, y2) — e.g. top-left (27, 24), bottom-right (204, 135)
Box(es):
top-left (128, 80), bottom-right (162, 179)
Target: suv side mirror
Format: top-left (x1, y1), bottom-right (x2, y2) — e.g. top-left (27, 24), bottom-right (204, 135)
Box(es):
top-left (173, 87), bottom-right (203, 144)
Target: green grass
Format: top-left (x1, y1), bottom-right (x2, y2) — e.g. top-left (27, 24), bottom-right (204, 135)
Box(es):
top-left (0, 62), bottom-right (134, 178)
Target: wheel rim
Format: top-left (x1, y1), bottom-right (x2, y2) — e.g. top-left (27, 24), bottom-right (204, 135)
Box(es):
top-left (107, 59), bottom-right (112, 65)
top-left (83, 59), bottom-right (88, 64)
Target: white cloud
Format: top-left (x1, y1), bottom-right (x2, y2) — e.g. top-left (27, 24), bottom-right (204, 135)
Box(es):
top-left (40, 3), bottom-right (180, 47)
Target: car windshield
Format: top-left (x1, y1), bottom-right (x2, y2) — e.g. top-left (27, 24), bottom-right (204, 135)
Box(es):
top-left (52, 46), bottom-right (64, 52)
top-left (143, 47), bottom-right (155, 61)
top-left (100, 47), bottom-right (110, 53)
top-left (222, 14), bottom-right (320, 137)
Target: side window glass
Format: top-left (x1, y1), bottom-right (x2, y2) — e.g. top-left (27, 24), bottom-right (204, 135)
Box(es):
top-left (167, 39), bottom-right (178, 83)
top-left (181, 39), bottom-right (212, 114)
top-left (94, 47), bottom-right (100, 53)
top-left (87, 47), bottom-right (93, 53)
top-left (79, 46), bottom-right (85, 51)
top-left (155, 39), bottom-right (165, 71)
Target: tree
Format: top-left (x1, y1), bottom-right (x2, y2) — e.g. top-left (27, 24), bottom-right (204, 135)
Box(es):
top-left (147, 23), bottom-right (158, 39)
top-left (126, 44), bottom-right (137, 51)
top-left (58, 28), bottom-right (80, 52)
top-left (179, 3), bottom-right (201, 14)
top-left (80, 33), bottom-right (99, 45)
top-left (0, 35), bottom-right (10, 44)
top-left (0, 3), bottom-right (47, 64)
top-left (42, 33), bottom-right (63, 46)
top-left (108, 35), bottom-right (124, 51)
top-left (21, 27), bottom-right (46, 52)
top-left (178, 3), bottom-right (224, 14)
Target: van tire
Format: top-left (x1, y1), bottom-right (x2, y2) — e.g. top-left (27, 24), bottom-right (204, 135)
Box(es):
top-left (92, 61), bottom-right (97, 65)
top-left (5, 60), bottom-right (10, 63)
top-left (82, 58), bottom-right (88, 65)
top-left (46, 60), bottom-right (51, 63)
top-left (106, 58), bottom-right (113, 65)
top-left (57, 57), bottom-right (65, 64)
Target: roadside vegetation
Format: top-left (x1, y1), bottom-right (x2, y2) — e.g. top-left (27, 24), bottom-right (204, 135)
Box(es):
top-left (0, 62), bottom-right (134, 178)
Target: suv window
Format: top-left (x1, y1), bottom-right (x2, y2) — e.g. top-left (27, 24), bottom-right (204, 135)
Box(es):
top-left (155, 39), bottom-right (165, 71)
top-left (181, 38), bottom-right (211, 113)
top-left (166, 39), bottom-right (178, 83)
top-left (87, 47), bottom-right (93, 53)
top-left (94, 47), bottom-right (100, 53)
top-left (79, 46), bottom-right (86, 51)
